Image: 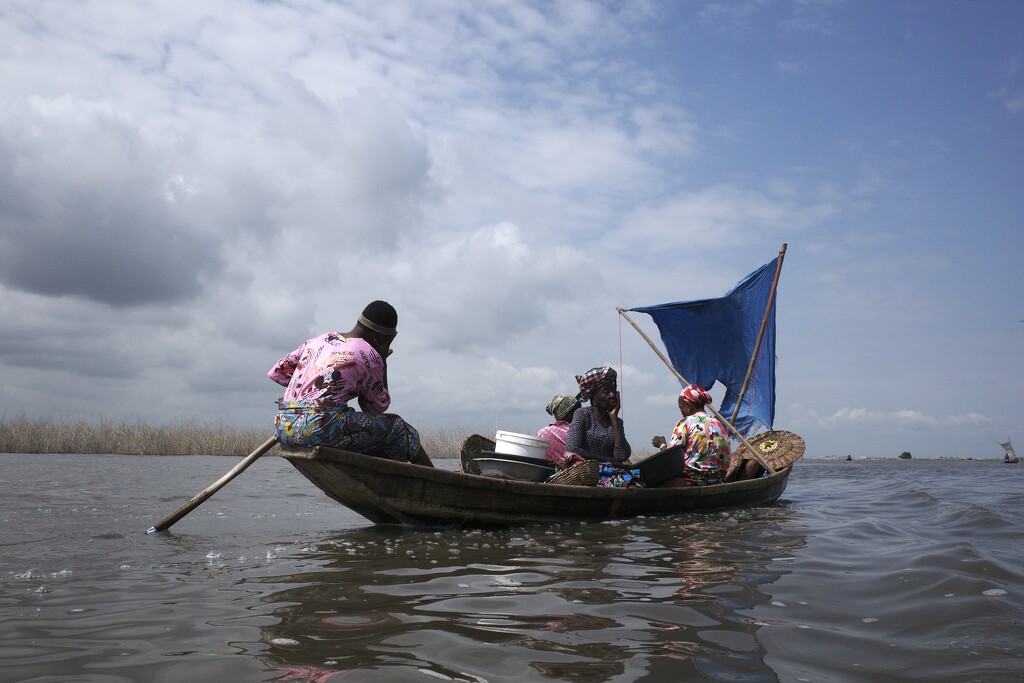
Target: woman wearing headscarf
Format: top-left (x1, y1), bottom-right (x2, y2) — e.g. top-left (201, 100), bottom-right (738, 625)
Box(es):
top-left (651, 384), bottom-right (731, 485)
top-left (537, 394), bottom-right (582, 469)
top-left (564, 366), bottom-right (640, 487)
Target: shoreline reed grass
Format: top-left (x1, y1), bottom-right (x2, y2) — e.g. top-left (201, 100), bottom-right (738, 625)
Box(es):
top-left (0, 417), bottom-right (467, 458)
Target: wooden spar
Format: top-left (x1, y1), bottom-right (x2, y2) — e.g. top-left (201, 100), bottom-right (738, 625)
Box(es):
top-left (731, 243), bottom-right (788, 424)
top-left (146, 436), bottom-right (278, 533)
top-left (615, 308), bottom-right (776, 474)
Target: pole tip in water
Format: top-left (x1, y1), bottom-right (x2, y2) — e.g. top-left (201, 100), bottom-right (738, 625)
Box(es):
top-left (146, 526), bottom-right (158, 534)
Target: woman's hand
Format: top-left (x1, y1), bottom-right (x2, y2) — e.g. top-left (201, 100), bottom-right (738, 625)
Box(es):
top-left (651, 435), bottom-right (666, 449)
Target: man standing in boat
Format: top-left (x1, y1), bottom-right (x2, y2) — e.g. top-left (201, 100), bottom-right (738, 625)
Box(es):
top-left (268, 300), bottom-right (434, 467)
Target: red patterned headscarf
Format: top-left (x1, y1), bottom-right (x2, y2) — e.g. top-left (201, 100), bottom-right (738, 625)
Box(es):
top-left (575, 366), bottom-right (617, 401)
top-left (680, 384), bottom-right (713, 406)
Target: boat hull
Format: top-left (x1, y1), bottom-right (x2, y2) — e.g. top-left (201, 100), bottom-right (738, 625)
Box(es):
top-left (278, 445), bottom-right (792, 526)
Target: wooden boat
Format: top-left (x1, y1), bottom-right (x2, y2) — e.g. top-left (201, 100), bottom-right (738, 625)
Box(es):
top-left (273, 247), bottom-right (800, 528)
top-left (277, 444), bottom-right (794, 527)
top-left (1000, 438), bottom-right (1019, 463)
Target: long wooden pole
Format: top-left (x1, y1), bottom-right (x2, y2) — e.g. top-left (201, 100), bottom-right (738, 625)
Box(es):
top-left (146, 436), bottom-right (278, 534)
top-left (732, 243), bottom-right (788, 424)
top-left (616, 308), bottom-right (776, 474)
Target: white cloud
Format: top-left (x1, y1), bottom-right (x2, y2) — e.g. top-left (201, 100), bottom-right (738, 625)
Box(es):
top-left (386, 222), bottom-right (593, 350)
top-left (0, 96), bottom-right (226, 306)
top-left (0, 0), bottom-right (1021, 458)
top-left (821, 406), bottom-right (876, 425)
top-left (821, 407), bottom-right (990, 430)
top-left (1005, 92), bottom-right (1024, 115)
top-left (946, 413), bottom-right (990, 427)
top-left (610, 184), bottom-right (838, 261)
top-left (775, 61), bottom-right (807, 74)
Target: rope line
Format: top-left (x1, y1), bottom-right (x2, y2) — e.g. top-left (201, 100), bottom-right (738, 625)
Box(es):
top-left (618, 311), bottom-right (624, 416)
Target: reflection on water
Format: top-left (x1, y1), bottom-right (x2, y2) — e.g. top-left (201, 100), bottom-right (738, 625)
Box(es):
top-left (5, 456), bottom-right (1021, 681)
top-left (253, 507), bottom-right (807, 682)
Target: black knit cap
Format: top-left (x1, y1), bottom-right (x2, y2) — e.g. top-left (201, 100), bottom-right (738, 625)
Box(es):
top-left (361, 300), bottom-right (398, 331)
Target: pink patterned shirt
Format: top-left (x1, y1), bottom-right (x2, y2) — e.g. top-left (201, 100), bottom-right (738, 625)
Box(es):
top-left (537, 420), bottom-right (571, 464)
top-left (268, 333), bottom-right (389, 413)
top-left (539, 420), bottom-right (588, 469)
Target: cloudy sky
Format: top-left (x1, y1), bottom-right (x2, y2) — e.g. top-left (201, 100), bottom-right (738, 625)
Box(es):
top-left (1, 0), bottom-right (1021, 458)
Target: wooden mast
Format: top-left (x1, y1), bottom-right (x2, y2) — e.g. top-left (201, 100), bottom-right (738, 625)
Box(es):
top-left (731, 243), bottom-right (788, 424)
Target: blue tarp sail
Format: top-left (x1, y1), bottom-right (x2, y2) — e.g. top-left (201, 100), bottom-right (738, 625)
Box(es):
top-left (629, 257), bottom-right (779, 437)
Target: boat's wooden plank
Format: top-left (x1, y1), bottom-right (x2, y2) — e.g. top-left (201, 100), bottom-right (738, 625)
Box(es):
top-left (277, 444), bottom-right (791, 526)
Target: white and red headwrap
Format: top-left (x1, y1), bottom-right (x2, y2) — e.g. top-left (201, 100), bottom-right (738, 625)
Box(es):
top-left (680, 384), bottom-right (713, 406)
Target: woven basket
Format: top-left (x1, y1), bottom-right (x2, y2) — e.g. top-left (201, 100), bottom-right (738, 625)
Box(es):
top-left (727, 430), bottom-right (806, 479)
top-left (547, 459), bottom-right (600, 487)
top-left (459, 434), bottom-right (496, 475)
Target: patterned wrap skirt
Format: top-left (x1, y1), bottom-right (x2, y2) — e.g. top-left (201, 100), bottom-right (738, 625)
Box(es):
top-left (274, 400), bottom-right (421, 463)
top-left (597, 462), bottom-right (645, 488)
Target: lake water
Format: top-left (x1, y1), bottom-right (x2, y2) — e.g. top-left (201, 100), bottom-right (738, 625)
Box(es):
top-left (1, 454), bottom-right (1021, 682)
